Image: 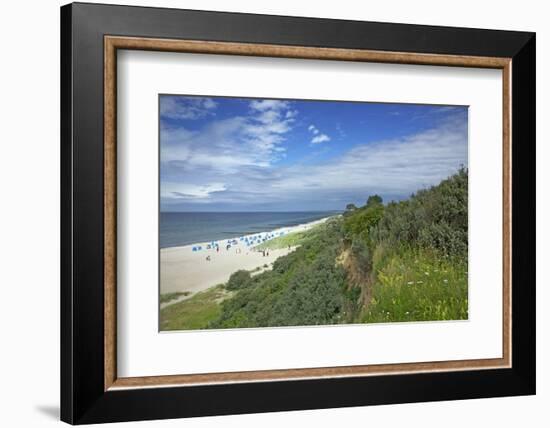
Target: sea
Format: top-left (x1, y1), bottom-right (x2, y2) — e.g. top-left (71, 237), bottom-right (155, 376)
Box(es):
top-left (160, 211), bottom-right (339, 249)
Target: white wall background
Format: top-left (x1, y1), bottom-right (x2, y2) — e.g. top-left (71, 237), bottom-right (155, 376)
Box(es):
top-left (0, 0), bottom-right (546, 426)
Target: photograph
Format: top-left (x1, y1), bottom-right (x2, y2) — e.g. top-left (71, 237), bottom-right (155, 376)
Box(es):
top-left (55, 2), bottom-right (537, 424)
top-left (159, 95), bottom-right (469, 331)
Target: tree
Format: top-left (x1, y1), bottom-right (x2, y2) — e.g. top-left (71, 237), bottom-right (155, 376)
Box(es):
top-left (346, 203), bottom-right (357, 211)
top-left (366, 195), bottom-right (383, 208)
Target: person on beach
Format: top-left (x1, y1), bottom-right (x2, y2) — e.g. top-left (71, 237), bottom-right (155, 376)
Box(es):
top-left (206, 255), bottom-right (211, 262)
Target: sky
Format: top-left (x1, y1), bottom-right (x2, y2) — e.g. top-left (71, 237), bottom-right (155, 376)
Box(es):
top-left (160, 95), bottom-right (468, 212)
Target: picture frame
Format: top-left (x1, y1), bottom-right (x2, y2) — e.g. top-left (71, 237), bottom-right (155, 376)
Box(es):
top-left (60, 2), bottom-right (535, 424)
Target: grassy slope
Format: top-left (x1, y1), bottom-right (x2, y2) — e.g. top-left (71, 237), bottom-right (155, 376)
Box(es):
top-left (160, 286), bottom-right (230, 331)
top-left (346, 169), bottom-right (468, 323)
top-left (160, 169), bottom-right (468, 330)
top-left (255, 231), bottom-right (306, 250)
top-left (210, 219), bottom-right (349, 329)
top-left (160, 291), bottom-right (191, 304)
top-left (362, 248), bottom-right (467, 322)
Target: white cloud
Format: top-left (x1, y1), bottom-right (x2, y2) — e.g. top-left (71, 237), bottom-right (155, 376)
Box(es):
top-left (271, 113), bottom-right (467, 201)
top-left (161, 99), bottom-right (298, 178)
top-left (161, 102), bottom-right (468, 210)
top-left (162, 182), bottom-right (226, 200)
top-left (160, 96), bottom-right (218, 120)
top-left (311, 134), bottom-right (330, 144)
top-left (249, 99), bottom-right (289, 112)
top-left (308, 124), bottom-right (330, 144)
top-left (308, 124), bottom-right (320, 134)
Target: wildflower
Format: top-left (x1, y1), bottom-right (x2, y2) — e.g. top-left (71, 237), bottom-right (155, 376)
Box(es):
top-left (407, 281), bottom-right (414, 285)
top-left (443, 279), bottom-right (448, 282)
top-left (416, 281), bottom-right (423, 284)
top-left (424, 272), bottom-right (429, 276)
top-left (405, 311), bottom-right (410, 315)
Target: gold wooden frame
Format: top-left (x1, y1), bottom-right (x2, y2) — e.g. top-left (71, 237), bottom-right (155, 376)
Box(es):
top-left (104, 36), bottom-right (512, 391)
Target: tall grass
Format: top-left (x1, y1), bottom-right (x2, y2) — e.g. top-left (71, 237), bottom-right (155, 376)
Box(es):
top-left (255, 229), bottom-right (309, 250)
top-left (160, 286), bottom-right (230, 331)
top-left (361, 247), bottom-right (468, 322)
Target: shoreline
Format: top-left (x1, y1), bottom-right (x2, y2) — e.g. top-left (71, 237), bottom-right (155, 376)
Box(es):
top-left (160, 216), bottom-right (332, 253)
top-left (160, 216), bottom-right (333, 300)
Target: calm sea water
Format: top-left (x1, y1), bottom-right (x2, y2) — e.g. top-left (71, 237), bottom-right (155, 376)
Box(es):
top-left (160, 211), bottom-right (339, 248)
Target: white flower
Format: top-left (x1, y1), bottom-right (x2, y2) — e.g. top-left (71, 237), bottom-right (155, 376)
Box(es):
top-left (424, 272), bottom-right (429, 276)
top-left (407, 281), bottom-right (414, 285)
top-left (417, 281), bottom-right (423, 284)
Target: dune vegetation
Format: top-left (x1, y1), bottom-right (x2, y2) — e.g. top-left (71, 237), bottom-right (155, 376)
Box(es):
top-left (160, 168), bottom-right (468, 331)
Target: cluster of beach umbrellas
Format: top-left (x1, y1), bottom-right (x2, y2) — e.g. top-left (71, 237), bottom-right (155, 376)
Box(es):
top-left (191, 230), bottom-right (286, 252)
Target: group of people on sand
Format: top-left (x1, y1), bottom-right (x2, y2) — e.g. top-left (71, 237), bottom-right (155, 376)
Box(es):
top-left (205, 246), bottom-right (271, 262)
top-left (205, 245), bottom-right (246, 261)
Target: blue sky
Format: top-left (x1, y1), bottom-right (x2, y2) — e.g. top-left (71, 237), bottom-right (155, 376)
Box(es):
top-left (160, 95), bottom-right (468, 212)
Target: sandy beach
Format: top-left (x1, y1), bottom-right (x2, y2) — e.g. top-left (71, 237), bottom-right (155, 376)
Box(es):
top-left (160, 217), bottom-right (330, 300)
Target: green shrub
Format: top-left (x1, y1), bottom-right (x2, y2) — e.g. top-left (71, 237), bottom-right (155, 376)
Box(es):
top-left (226, 270), bottom-right (252, 290)
top-left (366, 194), bottom-right (383, 208)
top-left (370, 167), bottom-right (467, 258)
top-left (343, 203), bottom-right (384, 242)
top-left (207, 168), bottom-right (468, 329)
